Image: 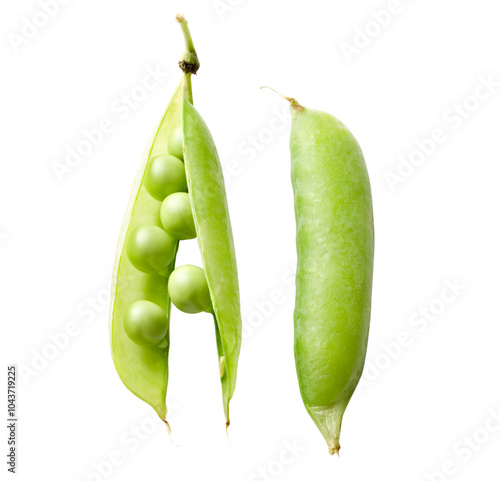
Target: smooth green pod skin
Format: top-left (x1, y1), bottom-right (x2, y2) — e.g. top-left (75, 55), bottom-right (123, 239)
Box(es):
top-left (289, 99), bottom-right (374, 455)
top-left (182, 77), bottom-right (242, 425)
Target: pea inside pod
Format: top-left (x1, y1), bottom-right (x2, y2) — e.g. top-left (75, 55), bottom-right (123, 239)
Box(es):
top-left (160, 192), bottom-right (197, 240)
top-left (144, 154), bottom-right (187, 201)
top-left (264, 88), bottom-right (374, 455)
top-left (110, 16), bottom-right (241, 429)
top-left (126, 225), bottom-right (176, 274)
top-left (168, 264), bottom-right (212, 314)
top-left (124, 300), bottom-right (168, 347)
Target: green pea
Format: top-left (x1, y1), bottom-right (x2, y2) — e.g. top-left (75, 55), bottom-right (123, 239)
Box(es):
top-left (144, 154), bottom-right (187, 201)
top-left (168, 265), bottom-right (212, 314)
top-left (167, 126), bottom-right (184, 160)
top-left (110, 15), bottom-right (241, 427)
top-left (126, 225), bottom-right (176, 274)
top-left (160, 192), bottom-right (197, 240)
top-left (124, 300), bottom-right (168, 347)
top-left (266, 89), bottom-right (374, 455)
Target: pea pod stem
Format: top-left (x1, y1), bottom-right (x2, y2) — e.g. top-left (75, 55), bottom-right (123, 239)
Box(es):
top-left (176, 14), bottom-right (200, 74)
top-left (183, 73), bottom-right (193, 106)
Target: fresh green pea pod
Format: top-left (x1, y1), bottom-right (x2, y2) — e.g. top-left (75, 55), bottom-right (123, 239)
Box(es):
top-left (110, 15), bottom-right (241, 428)
top-left (265, 89), bottom-right (374, 454)
top-left (109, 82), bottom-right (181, 424)
top-left (181, 78), bottom-right (241, 425)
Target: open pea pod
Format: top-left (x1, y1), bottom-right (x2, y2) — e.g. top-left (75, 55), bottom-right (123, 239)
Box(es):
top-left (110, 16), bottom-right (241, 427)
top-left (110, 82), bottom-right (182, 422)
top-left (181, 77), bottom-right (241, 425)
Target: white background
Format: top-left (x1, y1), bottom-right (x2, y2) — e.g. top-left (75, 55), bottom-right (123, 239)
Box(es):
top-left (1, 0), bottom-right (500, 480)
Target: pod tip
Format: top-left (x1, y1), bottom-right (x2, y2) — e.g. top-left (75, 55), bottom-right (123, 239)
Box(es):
top-left (260, 86), bottom-right (293, 102)
top-left (225, 421), bottom-right (233, 445)
top-left (176, 14), bottom-right (184, 23)
top-left (328, 443), bottom-right (340, 456)
top-left (307, 403), bottom-right (345, 456)
top-left (260, 86), bottom-right (304, 111)
top-left (162, 418), bottom-right (171, 434)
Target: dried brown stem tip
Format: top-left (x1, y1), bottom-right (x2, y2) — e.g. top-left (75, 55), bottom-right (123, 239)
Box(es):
top-left (260, 86), bottom-right (304, 112)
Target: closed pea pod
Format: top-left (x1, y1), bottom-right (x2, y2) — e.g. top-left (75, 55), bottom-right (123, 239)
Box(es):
top-left (110, 16), bottom-right (241, 428)
top-left (264, 89), bottom-right (374, 454)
